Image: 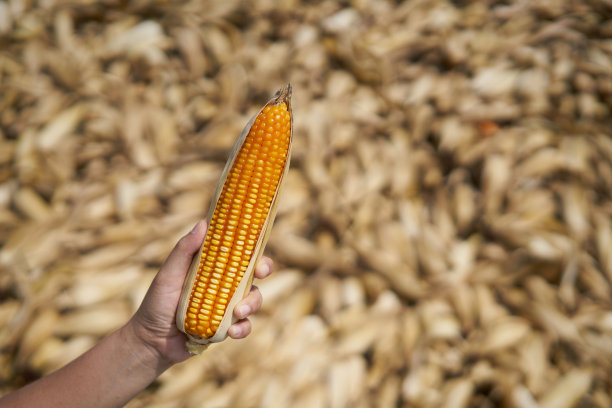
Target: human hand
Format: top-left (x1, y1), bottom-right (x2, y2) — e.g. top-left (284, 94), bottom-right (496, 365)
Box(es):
top-left (126, 220), bottom-right (273, 365)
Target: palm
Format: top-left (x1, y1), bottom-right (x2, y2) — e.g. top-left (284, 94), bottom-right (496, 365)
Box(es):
top-left (134, 266), bottom-right (193, 362)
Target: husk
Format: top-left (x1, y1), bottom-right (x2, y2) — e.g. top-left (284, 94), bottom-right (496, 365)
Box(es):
top-left (176, 85), bottom-right (293, 354)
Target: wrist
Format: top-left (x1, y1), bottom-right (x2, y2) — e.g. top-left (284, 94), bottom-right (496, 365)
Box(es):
top-left (119, 320), bottom-right (175, 375)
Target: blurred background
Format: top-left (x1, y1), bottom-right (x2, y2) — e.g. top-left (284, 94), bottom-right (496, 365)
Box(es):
top-left (1, 0), bottom-right (612, 407)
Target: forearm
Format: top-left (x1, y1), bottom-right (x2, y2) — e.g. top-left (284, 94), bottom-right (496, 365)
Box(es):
top-left (0, 322), bottom-right (171, 408)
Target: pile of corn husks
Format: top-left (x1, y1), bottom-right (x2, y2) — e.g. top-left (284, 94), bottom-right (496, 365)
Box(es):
top-left (1, 0), bottom-right (611, 406)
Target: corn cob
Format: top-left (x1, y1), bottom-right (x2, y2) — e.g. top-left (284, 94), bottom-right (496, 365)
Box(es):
top-left (176, 85), bottom-right (293, 354)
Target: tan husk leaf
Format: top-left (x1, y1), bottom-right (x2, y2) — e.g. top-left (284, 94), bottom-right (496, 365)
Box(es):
top-left (175, 85), bottom-right (293, 354)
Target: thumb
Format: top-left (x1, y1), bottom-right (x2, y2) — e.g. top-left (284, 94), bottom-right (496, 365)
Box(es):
top-left (160, 220), bottom-right (207, 280)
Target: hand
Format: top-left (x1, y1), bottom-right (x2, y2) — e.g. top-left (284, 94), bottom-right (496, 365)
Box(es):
top-left (127, 220), bottom-right (273, 364)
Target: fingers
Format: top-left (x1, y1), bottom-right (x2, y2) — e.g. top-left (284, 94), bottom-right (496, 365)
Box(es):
top-left (160, 220), bottom-right (207, 279)
top-left (228, 258), bottom-right (274, 339)
top-left (231, 258), bottom-right (272, 318)
top-left (254, 256), bottom-right (274, 279)
top-left (229, 286), bottom-right (262, 339)
top-left (234, 285), bottom-right (263, 320)
top-left (228, 319), bottom-right (252, 339)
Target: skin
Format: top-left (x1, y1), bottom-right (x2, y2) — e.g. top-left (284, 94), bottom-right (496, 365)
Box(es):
top-left (0, 220), bottom-right (273, 408)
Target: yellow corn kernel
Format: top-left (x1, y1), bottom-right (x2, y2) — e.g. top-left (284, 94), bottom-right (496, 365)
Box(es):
top-left (183, 102), bottom-right (291, 338)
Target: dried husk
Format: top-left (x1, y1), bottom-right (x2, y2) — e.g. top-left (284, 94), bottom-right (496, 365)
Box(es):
top-left (2, 1), bottom-right (612, 406)
top-left (175, 85), bottom-right (293, 354)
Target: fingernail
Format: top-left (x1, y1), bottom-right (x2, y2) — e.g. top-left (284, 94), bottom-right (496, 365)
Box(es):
top-left (229, 326), bottom-right (241, 338)
top-left (259, 263), bottom-right (270, 277)
top-left (190, 221), bottom-right (201, 234)
top-left (239, 305), bottom-right (251, 318)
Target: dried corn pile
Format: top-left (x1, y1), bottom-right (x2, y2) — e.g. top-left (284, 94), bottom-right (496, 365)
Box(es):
top-left (1, 0), bottom-right (612, 407)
